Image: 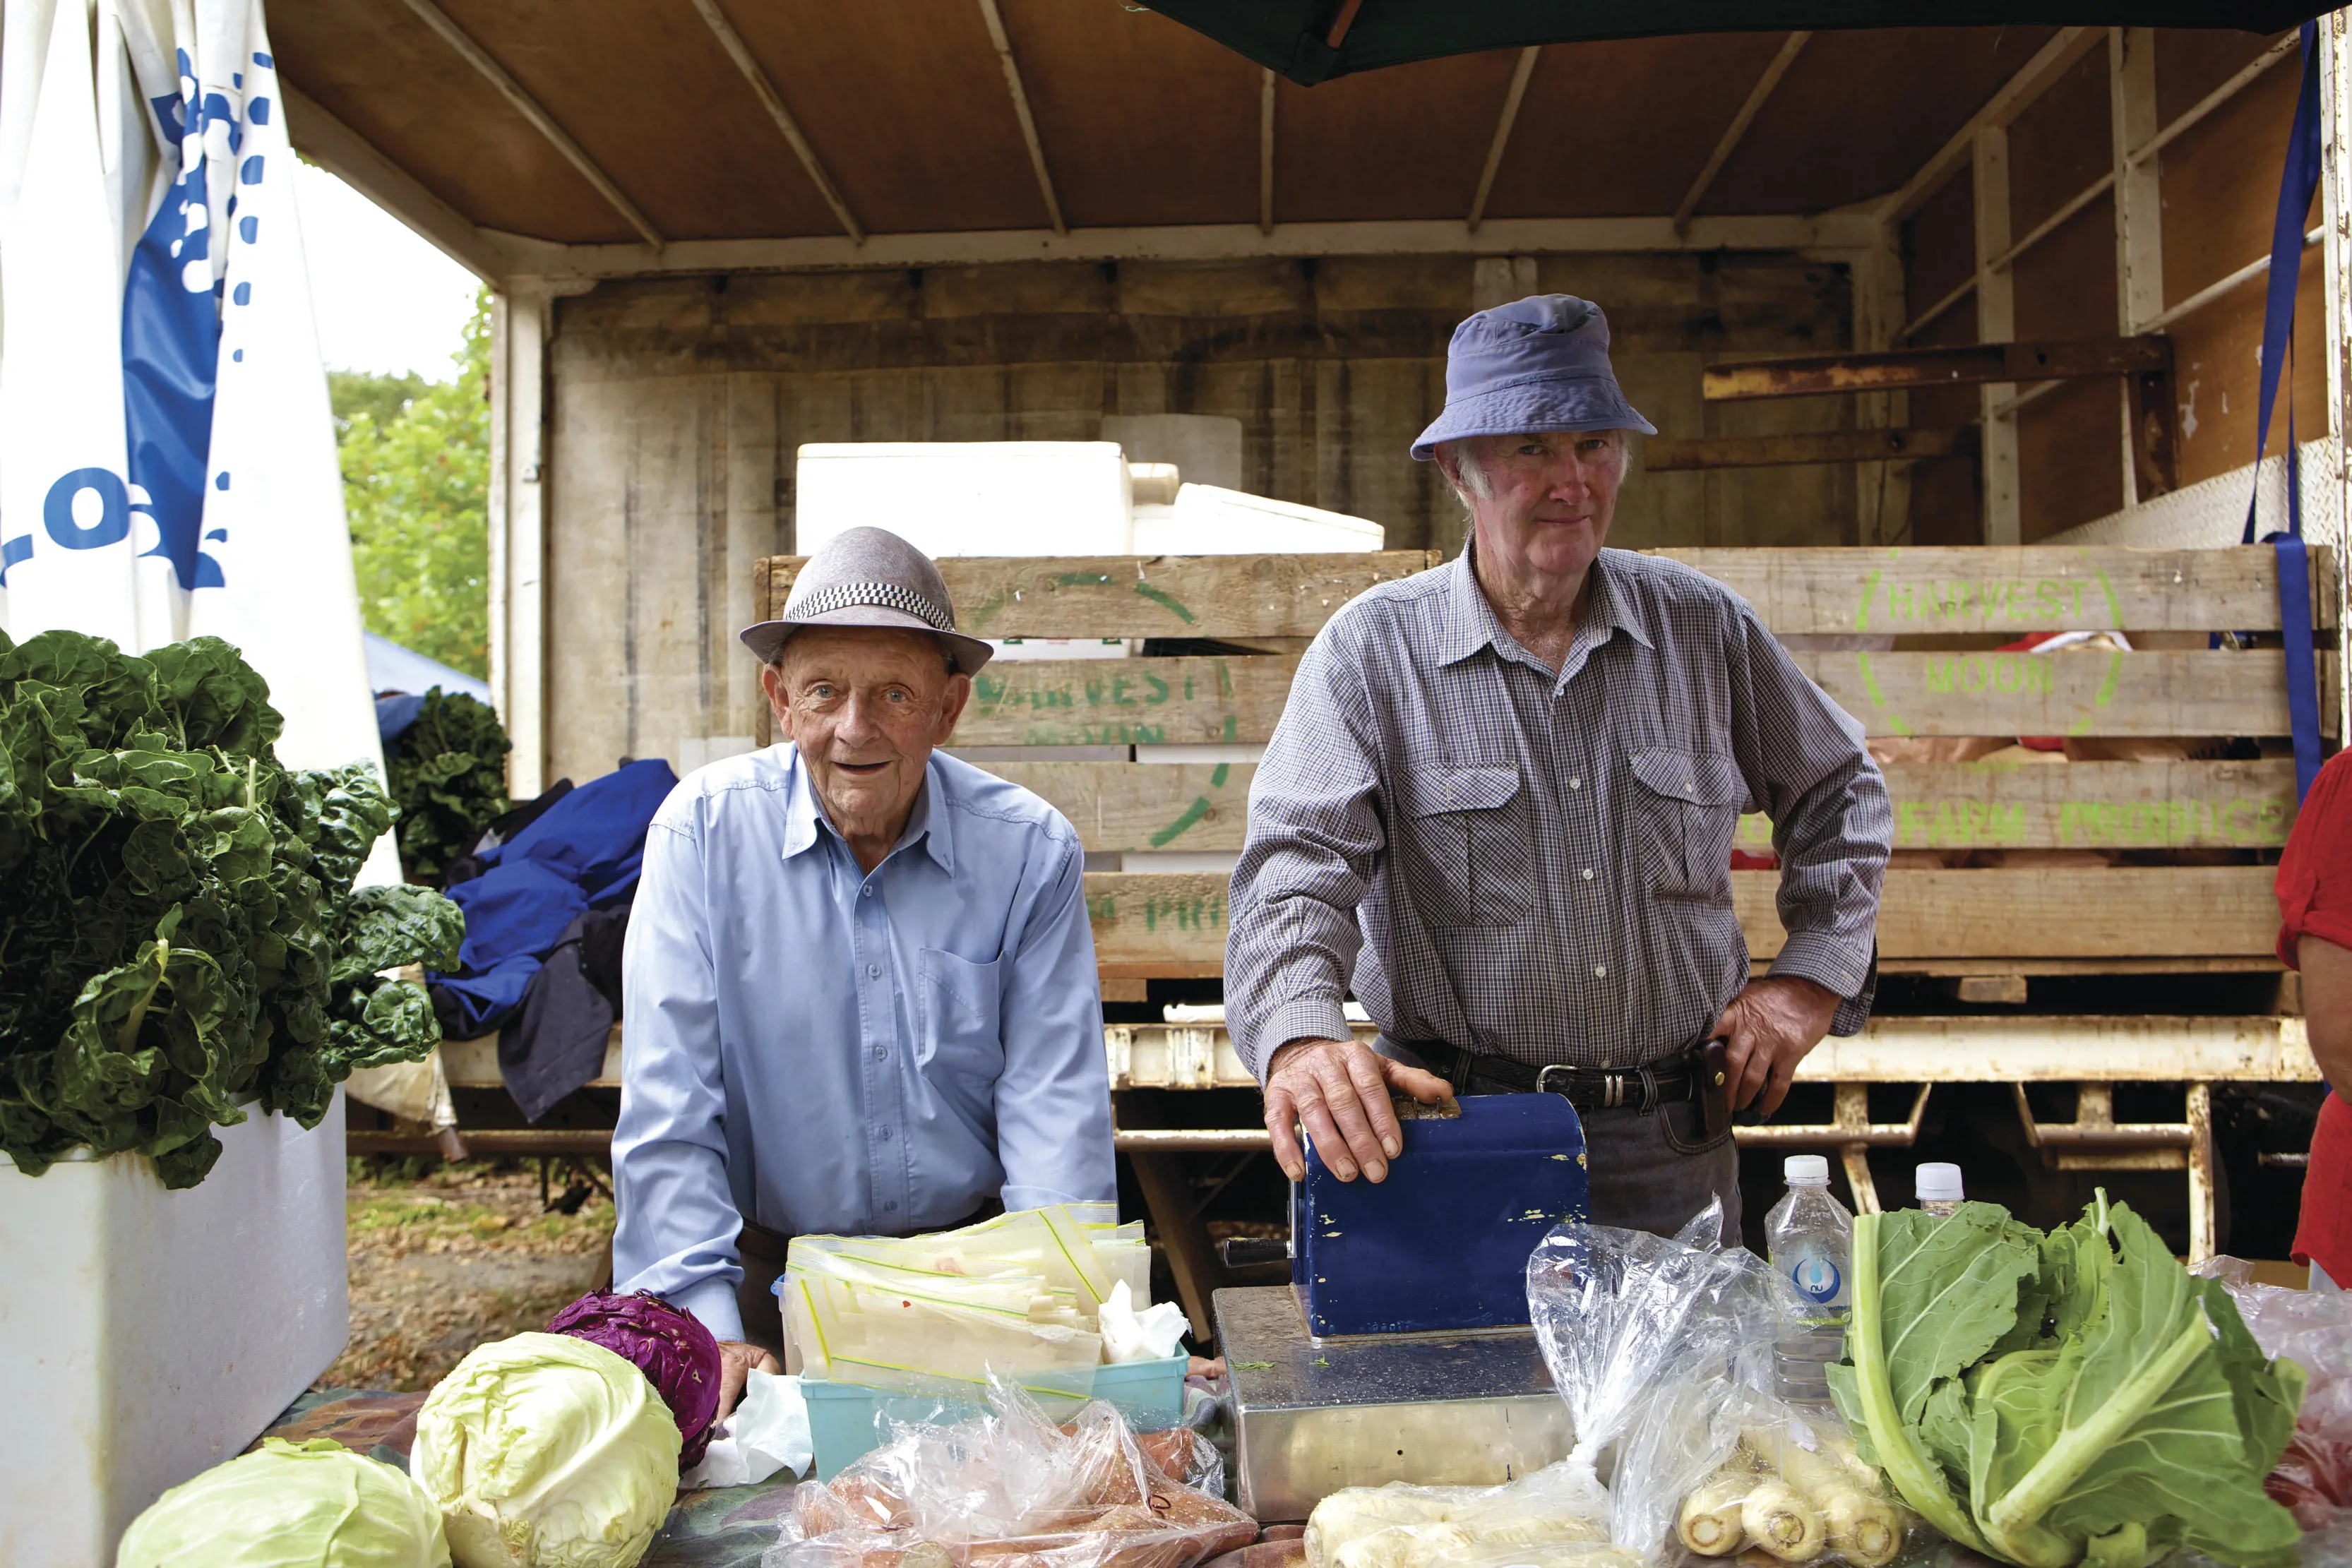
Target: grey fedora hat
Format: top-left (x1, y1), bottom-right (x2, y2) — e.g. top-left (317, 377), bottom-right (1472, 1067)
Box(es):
top-left (1411, 294), bottom-right (1656, 460)
top-left (737, 526), bottom-right (994, 676)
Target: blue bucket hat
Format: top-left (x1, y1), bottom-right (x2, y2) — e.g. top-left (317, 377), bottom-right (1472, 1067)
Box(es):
top-left (1411, 294), bottom-right (1656, 461)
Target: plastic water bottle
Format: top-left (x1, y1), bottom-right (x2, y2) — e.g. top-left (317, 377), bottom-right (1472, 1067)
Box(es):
top-left (1767, 1154), bottom-right (1853, 1406)
top-left (1916, 1162), bottom-right (1965, 1216)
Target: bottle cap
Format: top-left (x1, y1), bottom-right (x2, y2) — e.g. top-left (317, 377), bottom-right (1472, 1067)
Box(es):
top-left (1916, 1162), bottom-right (1965, 1202)
top-left (1784, 1154), bottom-right (1831, 1185)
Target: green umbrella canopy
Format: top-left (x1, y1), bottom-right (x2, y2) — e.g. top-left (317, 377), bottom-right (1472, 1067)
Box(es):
top-left (1147, 1), bottom-right (2325, 85)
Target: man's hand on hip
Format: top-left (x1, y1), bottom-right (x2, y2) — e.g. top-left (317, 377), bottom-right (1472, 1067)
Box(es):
top-left (1263, 1037), bottom-right (1452, 1184)
top-left (1709, 975), bottom-right (1840, 1116)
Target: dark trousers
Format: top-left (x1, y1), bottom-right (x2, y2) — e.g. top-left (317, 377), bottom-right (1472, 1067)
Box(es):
top-left (1579, 1101), bottom-right (1743, 1247)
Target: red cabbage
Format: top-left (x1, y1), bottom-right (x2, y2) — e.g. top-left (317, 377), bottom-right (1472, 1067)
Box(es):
top-left (546, 1289), bottom-right (724, 1467)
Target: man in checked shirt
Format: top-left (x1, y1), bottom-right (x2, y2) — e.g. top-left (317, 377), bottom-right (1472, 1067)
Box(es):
top-left (1225, 294), bottom-right (1892, 1240)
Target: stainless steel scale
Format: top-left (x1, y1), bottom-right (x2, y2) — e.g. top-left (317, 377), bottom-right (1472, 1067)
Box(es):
top-left (1214, 1094), bottom-right (1589, 1521)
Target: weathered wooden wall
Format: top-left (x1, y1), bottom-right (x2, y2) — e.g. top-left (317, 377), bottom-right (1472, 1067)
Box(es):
top-left (541, 251), bottom-right (1855, 783)
top-left (1899, 28), bottom-right (2324, 547)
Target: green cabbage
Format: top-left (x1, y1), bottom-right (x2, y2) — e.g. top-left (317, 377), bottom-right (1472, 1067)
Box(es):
top-left (115, 1437), bottom-right (450, 1567)
top-left (412, 1331), bottom-right (681, 1568)
top-left (1829, 1193), bottom-right (2305, 1568)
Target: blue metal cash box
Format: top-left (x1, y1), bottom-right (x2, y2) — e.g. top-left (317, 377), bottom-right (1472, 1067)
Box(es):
top-left (1291, 1093), bottom-right (1588, 1338)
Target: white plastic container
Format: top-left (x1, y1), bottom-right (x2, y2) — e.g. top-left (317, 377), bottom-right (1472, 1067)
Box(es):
top-left (0, 1092), bottom-right (350, 1567)
top-left (1131, 483), bottom-right (1385, 556)
top-left (794, 441), bottom-right (1135, 558)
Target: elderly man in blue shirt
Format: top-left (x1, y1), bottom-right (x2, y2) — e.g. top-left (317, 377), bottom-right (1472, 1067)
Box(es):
top-left (611, 526), bottom-right (1116, 1409)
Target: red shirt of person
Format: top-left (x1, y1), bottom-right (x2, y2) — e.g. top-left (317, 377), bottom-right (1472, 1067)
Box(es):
top-left (2283, 750), bottom-right (2352, 1286)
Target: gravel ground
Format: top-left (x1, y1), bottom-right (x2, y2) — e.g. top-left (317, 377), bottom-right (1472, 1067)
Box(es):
top-left (314, 1159), bottom-right (616, 1393)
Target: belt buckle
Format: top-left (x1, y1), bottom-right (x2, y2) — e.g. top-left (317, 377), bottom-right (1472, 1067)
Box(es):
top-left (1538, 1065), bottom-right (1636, 1109)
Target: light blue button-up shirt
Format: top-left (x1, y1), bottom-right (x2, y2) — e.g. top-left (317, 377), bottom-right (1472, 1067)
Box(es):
top-left (610, 743), bottom-right (1115, 1341)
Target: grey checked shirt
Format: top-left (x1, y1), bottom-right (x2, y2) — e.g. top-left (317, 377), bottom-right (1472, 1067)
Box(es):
top-left (1226, 547), bottom-right (1892, 1079)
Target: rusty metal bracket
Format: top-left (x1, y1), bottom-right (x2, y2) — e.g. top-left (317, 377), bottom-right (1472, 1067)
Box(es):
top-left (2009, 1082), bottom-right (2217, 1260)
top-left (1733, 1083), bottom-right (1933, 1215)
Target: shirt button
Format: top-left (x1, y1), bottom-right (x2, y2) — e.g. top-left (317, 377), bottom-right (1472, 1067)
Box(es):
top-left (884, 1200), bottom-right (899, 1213)
top-left (862, 885), bottom-right (873, 899)
top-left (1581, 868), bottom-right (1594, 881)
top-left (878, 1126), bottom-right (893, 1142)
top-left (1594, 964), bottom-right (1608, 978)
top-left (873, 1044), bottom-right (888, 1062)
top-left (1569, 777), bottom-right (1582, 790)
top-left (867, 963), bottom-right (881, 978)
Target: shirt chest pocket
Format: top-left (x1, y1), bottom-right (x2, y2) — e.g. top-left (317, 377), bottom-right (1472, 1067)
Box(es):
top-left (1400, 765), bottom-right (1534, 928)
top-left (1628, 746), bottom-right (1747, 900)
top-left (917, 947), bottom-right (1003, 1083)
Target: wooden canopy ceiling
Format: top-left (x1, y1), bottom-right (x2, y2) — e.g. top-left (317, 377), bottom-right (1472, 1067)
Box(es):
top-left (270, 2), bottom-right (2177, 275)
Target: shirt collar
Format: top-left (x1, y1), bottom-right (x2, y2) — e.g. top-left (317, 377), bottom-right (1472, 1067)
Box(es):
top-left (1437, 539), bottom-right (1652, 669)
top-left (780, 749), bottom-right (957, 875)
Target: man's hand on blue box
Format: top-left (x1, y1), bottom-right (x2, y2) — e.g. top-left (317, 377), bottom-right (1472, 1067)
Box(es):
top-left (1263, 1038), bottom-right (1453, 1185)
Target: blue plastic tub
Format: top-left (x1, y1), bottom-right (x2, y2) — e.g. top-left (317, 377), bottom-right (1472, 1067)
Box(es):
top-left (802, 1355), bottom-right (1190, 1478)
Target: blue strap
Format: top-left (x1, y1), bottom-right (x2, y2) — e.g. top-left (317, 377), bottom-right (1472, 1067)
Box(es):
top-left (2243, 22), bottom-right (2326, 804)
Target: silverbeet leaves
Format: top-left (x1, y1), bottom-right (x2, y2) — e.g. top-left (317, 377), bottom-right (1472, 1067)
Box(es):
top-left (1829, 1194), bottom-right (2305, 1568)
top-left (388, 690), bottom-right (511, 885)
top-left (0, 629), bottom-right (464, 1188)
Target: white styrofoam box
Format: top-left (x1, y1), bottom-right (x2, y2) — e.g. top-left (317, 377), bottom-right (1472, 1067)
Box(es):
top-left (1101, 414), bottom-right (1244, 491)
top-left (1131, 483), bottom-right (1384, 556)
top-left (794, 442), bottom-right (1135, 560)
top-left (1121, 850), bottom-right (1242, 874)
top-left (0, 1093), bottom-right (350, 1567)
top-left (989, 637), bottom-right (1129, 664)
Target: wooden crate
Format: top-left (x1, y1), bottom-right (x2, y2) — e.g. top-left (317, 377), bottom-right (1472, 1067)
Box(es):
top-left (756, 545), bottom-right (2337, 983)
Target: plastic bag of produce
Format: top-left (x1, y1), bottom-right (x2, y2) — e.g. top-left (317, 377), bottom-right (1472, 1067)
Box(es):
top-left (782, 1204), bottom-right (1176, 1395)
top-left (1304, 1464), bottom-right (1618, 1568)
top-left (770, 1377), bottom-right (1255, 1568)
top-left (783, 1268), bottom-right (1104, 1400)
top-left (1672, 1394), bottom-right (1912, 1568)
top-left (1524, 1199), bottom-right (1781, 1564)
top-left (117, 1437), bottom-right (450, 1568)
top-left (2198, 1257), bottom-right (2352, 1533)
top-left (412, 1331), bottom-right (681, 1568)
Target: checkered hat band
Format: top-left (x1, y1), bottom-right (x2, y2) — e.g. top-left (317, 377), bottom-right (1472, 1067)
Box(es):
top-left (793, 580), bottom-right (953, 632)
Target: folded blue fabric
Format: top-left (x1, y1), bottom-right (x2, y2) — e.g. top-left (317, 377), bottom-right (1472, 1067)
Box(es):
top-left (429, 757), bottom-right (679, 1037)
top-left (477, 756), bottom-right (679, 904)
top-left (431, 952), bottom-right (544, 1039)
top-left (451, 858), bottom-right (590, 973)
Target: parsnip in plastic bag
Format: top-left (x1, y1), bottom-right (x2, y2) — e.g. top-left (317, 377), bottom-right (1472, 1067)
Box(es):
top-left (1523, 1201), bottom-right (1781, 1562)
top-left (1672, 1393), bottom-right (1910, 1568)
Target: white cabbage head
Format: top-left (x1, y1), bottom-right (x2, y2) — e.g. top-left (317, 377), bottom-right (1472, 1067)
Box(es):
top-left (412, 1331), bottom-right (681, 1568)
top-left (117, 1437), bottom-right (450, 1568)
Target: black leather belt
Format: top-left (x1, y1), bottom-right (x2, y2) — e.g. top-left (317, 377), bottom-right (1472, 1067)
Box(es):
top-left (1421, 1041), bottom-right (1701, 1113)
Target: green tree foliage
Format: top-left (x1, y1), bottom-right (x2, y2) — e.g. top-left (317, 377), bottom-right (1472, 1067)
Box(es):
top-left (328, 369), bottom-right (426, 436)
top-left (338, 291), bottom-right (491, 680)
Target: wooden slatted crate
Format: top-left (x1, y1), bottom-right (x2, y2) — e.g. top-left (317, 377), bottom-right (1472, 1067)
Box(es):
top-left (756, 544), bottom-right (2339, 983)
